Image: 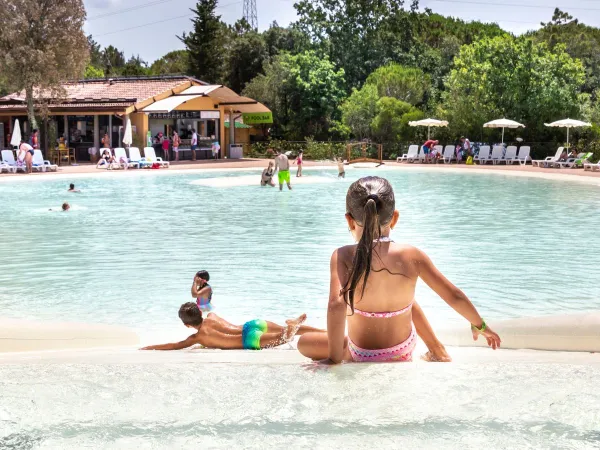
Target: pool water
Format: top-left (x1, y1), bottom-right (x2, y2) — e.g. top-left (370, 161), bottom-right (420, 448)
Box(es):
top-left (1, 167), bottom-right (600, 449)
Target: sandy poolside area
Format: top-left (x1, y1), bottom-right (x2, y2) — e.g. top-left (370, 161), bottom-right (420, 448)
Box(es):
top-left (1, 159), bottom-right (600, 184)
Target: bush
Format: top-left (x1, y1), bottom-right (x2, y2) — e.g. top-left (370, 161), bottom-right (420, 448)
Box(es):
top-left (246, 139), bottom-right (346, 160)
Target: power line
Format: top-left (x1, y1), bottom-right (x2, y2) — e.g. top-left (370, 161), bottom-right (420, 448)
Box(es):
top-left (243, 0), bottom-right (258, 29)
top-left (88, 0), bottom-right (179, 21)
top-left (95, 1), bottom-right (243, 38)
top-left (432, 0), bottom-right (600, 12)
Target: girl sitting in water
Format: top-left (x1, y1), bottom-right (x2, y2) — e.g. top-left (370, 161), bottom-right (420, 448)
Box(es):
top-left (297, 176), bottom-right (501, 363)
top-left (192, 270), bottom-right (213, 311)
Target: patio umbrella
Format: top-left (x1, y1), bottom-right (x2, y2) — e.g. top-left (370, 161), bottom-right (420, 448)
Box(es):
top-left (10, 119), bottom-right (22, 148)
top-left (483, 118), bottom-right (525, 144)
top-left (544, 118), bottom-right (591, 148)
top-left (122, 117), bottom-right (133, 147)
top-left (408, 118), bottom-right (449, 140)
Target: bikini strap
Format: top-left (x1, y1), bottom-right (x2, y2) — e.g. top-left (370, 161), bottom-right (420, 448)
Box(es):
top-left (353, 301), bottom-right (413, 318)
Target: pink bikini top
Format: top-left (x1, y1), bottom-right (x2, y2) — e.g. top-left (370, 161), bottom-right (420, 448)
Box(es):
top-left (353, 301), bottom-right (414, 318)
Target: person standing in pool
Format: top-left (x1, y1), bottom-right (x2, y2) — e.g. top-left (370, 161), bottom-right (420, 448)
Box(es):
top-left (273, 149), bottom-right (292, 191)
top-left (294, 150), bottom-right (303, 177)
top-left (261, 161), bottom-right (276, 187)
top-left (297, 176), bottom-right (500, 363)
top-left (337, 157), bottom-right (346, 178)
top-left (141, 303), bottom-right (323, 351)
top-left (192, 270), bottom-right (213, 311)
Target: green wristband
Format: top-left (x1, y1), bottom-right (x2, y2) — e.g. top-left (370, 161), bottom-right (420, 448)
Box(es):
top-left (471, 319), bottom-right (487, 333)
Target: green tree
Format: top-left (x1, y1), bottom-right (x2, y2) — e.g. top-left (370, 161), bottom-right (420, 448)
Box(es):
top-left (102, 45), bottom-right (126, 76)
top-left (87, 35), bottom-right (104, 68)
top-left (121, 55), bottom-right (150, 77)
top-left (84, 64), bottom-right (105, 79)
top-left (149, 50), bottom-right (189, 75)
top-left (340, 84), bottom-right (379, 140)
top-left (224, 21), bottom-right (268, 93)
top-left (443, 35), bottom-right (585, 138)
top-left (365, 64), bottom-right (430, 105)
top-left (263, 22), bottom-right (310, 58)
top-left (244, 51), bottom-right (346, 140)
top-left (0, 0), bottom-right (88, 129)
top-left (371, 97), bottom-right (419, 142)
top-left (179, 0), bottom-right (225, 83)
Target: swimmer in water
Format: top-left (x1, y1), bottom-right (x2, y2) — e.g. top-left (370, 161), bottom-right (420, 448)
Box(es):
top-left (141, 303), bottom-right (324, 351)
top-left (297, 176), bottom-right (500, 364)
top-left (49, 202), bottom-right (70, 212)
top-left (192, 270), bottom-right (213, 310)
top-left (68, 183), bottom-right (80, 193)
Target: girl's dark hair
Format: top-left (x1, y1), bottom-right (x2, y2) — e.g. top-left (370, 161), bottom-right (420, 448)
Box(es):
top-left (342, 176), bottom-right (395, 313)
top-left (196, 270), bottom-right (210, 282)
top-left (179, 302), bottom-right (203, 326)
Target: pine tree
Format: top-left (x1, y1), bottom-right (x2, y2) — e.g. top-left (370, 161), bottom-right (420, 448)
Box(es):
top-left (179, 0), bottom-right (225, 84)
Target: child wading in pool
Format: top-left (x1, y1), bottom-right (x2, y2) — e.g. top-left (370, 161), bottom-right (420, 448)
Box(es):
top-left (297, 176), bottom-right (501, 363)
top-left (141, 303), bottom-right (324, 351)
top-left (192, 270), bottom-right (213, 311)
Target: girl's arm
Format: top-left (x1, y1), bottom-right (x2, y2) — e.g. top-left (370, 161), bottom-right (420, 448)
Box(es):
top-left (414, 248), bottom-right (501, 349)
top-left (141, 334), bottom-right (198, 351)
top-left (196, 286), bottom-right (212, 300)
top-left (191, 278), bottom-right (201, 297)
top-left (327, 249), bottom-right (347, 363)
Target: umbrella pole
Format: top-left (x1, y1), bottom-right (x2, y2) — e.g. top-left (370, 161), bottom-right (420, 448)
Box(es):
top-left (428, 126), bottom-right (430, 140)
top-left (502, 127), bottom-right (505, 144)
top-left (567, 128), bottom-right (570, 148)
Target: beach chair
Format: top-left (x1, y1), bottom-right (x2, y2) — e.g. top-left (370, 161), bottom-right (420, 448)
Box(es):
top-left (532, 147), bottom-right (563, 168)
top-left (442, 145), bottom-right (455, 164)
top-left (128, 147), bottom-right (151, 168)
top-left (1, 149), bottom-right (26, 173)
top-left (432, 145), bottom-right (443, 163)
top-left (573, 152), bottom-right (593, 168)
top-left (502, 146), bottom-right (518, 165)
top-left (475, 146), bottom-right (491, 165)
top-left (584, 159), bottom-right (600, 171)
top-left (552, 152), bottom-right (584, 169)
top-left (32, 150), bottom-right (58, 172)
top-left (96, 149), bottom-right (119, 170)
top-left (143, 147), bottom-right (170, 168)
top-left (114, 148), bottom-right (139, 169)
top-left (0, 160), bottom-right (16, 173)
top-left (416, 146), bottom-right (428, 163)
top-left (397, 145), bottom-right (418, 163)
top-left (490, 145), bottom-right (505, 165)
top-left (517, 146), bottom-right (531, 166)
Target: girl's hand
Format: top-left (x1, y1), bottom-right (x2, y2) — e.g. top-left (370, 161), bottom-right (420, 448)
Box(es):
top-left (472, 325), bottom-right (501, 350)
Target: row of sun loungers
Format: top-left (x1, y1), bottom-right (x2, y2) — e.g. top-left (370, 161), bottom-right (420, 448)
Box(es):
top-left (397, 145), bottom-right (532, 165)
top-left (1, 149), bottom-right (58, 173)
top-left (97, 147), bottom-right (170, 170)
top-left (532, 148), bottom-right (600, 170)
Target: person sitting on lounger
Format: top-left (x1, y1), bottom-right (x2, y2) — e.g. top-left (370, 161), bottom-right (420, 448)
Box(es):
top-left (559, 149), bottom-right (569, 162)
top-left (97, 149), bottom-right (115, 168)
top-left (140, 303), bottom-right (323, 351)
top-left (567, 148), bottom-right (578, 159)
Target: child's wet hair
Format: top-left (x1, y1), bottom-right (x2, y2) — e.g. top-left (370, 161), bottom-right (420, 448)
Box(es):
top-left (196, 270), bottom-right (210, 281)
top-left (342, 176), bottom-right (395, 313)
top-left (62, 202), bottom-right (70, 211)
top-left (179, 302), bottom-right (203, 326)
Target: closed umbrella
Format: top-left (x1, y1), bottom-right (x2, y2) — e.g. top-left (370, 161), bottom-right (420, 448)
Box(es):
top-left (122, 117), bottom-right (133, 147)
top-left (408, 118), bottom-right (449, 140)
top-left (544, 118), bottom-right (591, 148)
top-left (10, 119), bottom-right (22, 148)
top-left (483, 118), bottom-right (525, 144)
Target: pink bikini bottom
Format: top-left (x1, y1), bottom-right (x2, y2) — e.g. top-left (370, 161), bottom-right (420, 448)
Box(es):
top-left (348, 327), bottom-right (416, 362)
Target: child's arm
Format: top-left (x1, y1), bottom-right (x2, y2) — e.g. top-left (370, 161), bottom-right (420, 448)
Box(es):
top-left (327, 249), bottom-right (347, 363)
top-left (140, 334), bottom-right (198, 351)
top-left (196, 286), bottom-right (212, 301)
top-left (414, 248), bottom-right (501, 349)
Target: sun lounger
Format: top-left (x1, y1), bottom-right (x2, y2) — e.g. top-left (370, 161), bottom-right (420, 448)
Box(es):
top-left (584, 159), bottom-right (600, 171)
top-left (432, 145), bottom-right (443, 163)
top-left (397, 145), bottom-right (419, 163)
top-left (96, 149), bottom-right (119, 170)
top-left (1, 149), bottom-right (26, 173)
top-left (475, 146), bottom-right (491, 165)
top-left (490, 145), bottom-right (505, 165)
top-left (573, 152), bottom-right (593, 168)
top-left (143, 147), bottom-right (170, 168)
top-left (517, 146), bottom-right (531, 165)
top-left (32, 150), bottom-right (57, 172)
top-left (532, 147), bottom-right (563, 168)
top-left (442, 145), bottom-right (455, 164)
top-left (0, 161), bottom-right (16, 173)
top-left (114, 148), bottom-right (139, 169)
top-left (501, 146), bottom-right (518, 165)
top-left (128, 147), bottom-right (151, 168)
top-left (551, 152), bottom-right (584, 169)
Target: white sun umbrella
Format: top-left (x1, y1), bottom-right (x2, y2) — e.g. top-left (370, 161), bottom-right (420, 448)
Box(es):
top-left (122, 117), bottom-right (133, 148)
top-left (544, 118), bottom-right (591, 148)
top-left (408, 118), bottom-right (449, 139)
top-left (483, 118), bottom-right (525, 144)
top-left (10, 119), bottom-right (22, 148)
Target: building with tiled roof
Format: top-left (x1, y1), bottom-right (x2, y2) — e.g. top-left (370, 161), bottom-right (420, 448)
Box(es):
top-left (0, 76), bottom-right (271, 161)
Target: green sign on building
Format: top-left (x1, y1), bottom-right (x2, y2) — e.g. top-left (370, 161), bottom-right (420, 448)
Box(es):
top-left (242, 112), bottom-right (273, 124)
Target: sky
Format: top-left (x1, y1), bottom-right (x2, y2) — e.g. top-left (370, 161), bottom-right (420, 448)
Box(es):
top-left (84, 0), bottom-right (600, 64)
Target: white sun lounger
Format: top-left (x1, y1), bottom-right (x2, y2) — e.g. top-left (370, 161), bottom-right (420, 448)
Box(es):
top-left (532, 147), bottom-right (563, 168)
top-left (442, 145), bottom-right (455, 164)
top-left (584, 159), bottom-right (600, 171)
top-left (128, 147), bottom-right (151, 168)
top-left (397, 145), bottom-right (419, 163)
top-left (502, 146), bottom-right (518, 165)
top-left (143, 147), bottom-right (170, 168)
top-left (490, 145), bottom-right (505, 165)
top-left (0, 160), bottom-right (16, 173)
top-left (475, 146), bottom-right (491, 165)
top-left (114, 148), bottom-right (139, 169)
top-left (432, 145), bottom-right (443, 162)
top-left (1, 149), bottom-right (26, 173)
top-left (96, 149), bottom-right (120, 170)
top-left (32, 150), bottom-right (57, 172)
top-left (552, 152), bottom-right (584, 169)
top-left (517, 146), bottom-right (531, 165)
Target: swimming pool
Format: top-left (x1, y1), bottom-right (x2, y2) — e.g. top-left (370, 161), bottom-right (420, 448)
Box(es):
top-left (1, 167), bottom-right (600, 448)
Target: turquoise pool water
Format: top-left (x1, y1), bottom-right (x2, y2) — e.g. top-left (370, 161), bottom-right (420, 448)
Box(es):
top-left (1, 168), bottom-right (600, 449)
top-left (1, 168), bottom-right (599, 340)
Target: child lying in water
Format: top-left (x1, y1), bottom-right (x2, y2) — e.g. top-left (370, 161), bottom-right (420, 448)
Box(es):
top-left (141, 303), bottom-right (324, 351)
top-left (297, 176), bottom-right (501, 363)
